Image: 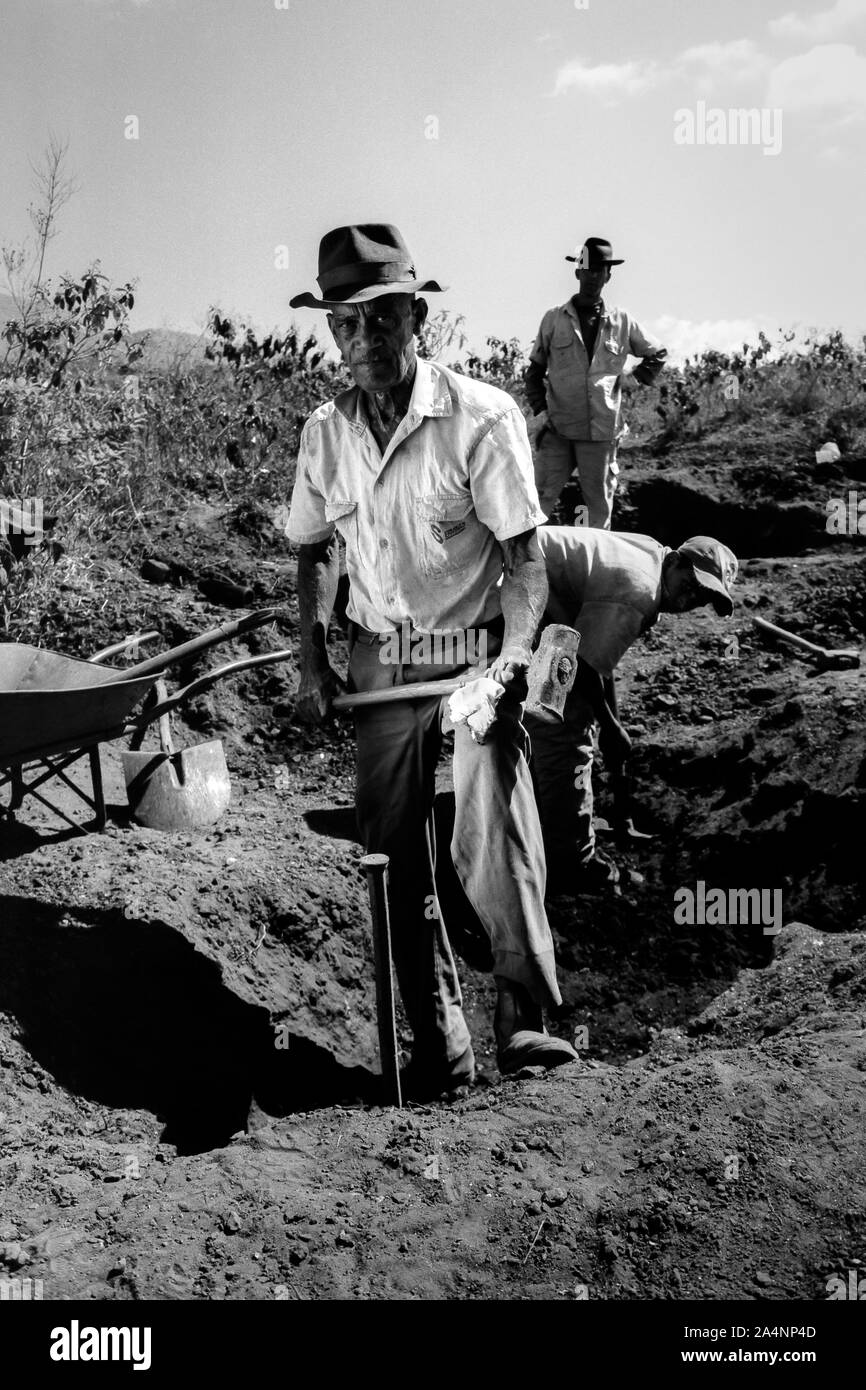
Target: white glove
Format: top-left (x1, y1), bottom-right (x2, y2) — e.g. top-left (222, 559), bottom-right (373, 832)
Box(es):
top-left (446, 677), bottom-right (505, 744)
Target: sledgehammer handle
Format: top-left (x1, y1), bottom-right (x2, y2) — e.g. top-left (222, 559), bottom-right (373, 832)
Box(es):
top-left (334, 679), bottom-right (465, 711)
top-left (361, 853), bottom-right (402, 1109)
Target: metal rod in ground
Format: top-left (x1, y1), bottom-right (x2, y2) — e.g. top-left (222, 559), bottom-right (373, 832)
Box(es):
top-left (361, 853), bottom-right (402, 1108)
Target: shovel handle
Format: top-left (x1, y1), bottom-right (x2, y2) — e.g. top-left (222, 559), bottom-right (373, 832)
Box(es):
top-left (125, 648), bottom-right (295, 731)
top-left (753, 616), bottom-right (826, 658)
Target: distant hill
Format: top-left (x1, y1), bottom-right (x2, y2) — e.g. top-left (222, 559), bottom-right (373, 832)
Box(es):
top-left (0, 293), bottom-right (208, 371)
top-left (129, 327), bottom-right (210, 371)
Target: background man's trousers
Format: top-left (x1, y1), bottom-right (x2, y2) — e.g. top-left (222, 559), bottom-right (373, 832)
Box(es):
top-left (534, 428), bottom-right (619, 528)
top-left (348, 626), bottom-right (562, 1068)
top-left (526, 690), bottom-right (598, 873)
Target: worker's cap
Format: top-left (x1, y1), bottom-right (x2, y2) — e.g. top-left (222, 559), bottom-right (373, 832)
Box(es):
top-left (677, 537), bottom-right (738, 616)
top-left (565, 236), bottom-right (624, 268)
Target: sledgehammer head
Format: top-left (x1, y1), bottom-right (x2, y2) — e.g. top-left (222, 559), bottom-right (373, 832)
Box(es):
top-left (526, 624), bottom-right (580, 722)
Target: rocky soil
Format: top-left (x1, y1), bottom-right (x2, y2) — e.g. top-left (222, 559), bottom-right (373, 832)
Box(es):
top-left (1, 432), bottom-right (865, 1302)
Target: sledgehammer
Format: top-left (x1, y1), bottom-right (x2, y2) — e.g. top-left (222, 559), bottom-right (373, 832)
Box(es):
top-left (753, 616), bottom-right (861, 671)
top-left (333, 624), bottom-right (581, 721)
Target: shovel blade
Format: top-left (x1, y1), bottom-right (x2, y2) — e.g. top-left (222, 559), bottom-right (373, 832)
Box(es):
top-left (121, 740), bottom-right (231, 831)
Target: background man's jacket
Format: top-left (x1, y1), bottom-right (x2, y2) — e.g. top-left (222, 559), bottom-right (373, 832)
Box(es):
top-left (525, 301), bottom-right (667, 442)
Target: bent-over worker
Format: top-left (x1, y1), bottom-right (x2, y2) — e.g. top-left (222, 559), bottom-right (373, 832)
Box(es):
top-left (528, 527), bottom-right (738, 892)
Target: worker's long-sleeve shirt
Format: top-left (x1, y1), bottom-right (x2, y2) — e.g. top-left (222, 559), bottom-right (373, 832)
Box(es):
top-left (525, 299), bottom-right (667, 442)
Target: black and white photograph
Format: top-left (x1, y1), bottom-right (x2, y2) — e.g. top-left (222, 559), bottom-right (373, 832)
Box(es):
top-left (1, 0), bottom-right (864, 1349)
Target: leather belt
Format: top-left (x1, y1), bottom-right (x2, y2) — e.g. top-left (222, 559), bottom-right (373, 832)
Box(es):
top-left (349, 616), bottom-right (504, 647)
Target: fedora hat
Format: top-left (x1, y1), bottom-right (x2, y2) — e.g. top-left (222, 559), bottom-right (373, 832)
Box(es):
top-left (565, 236), bottom-right (624, 268)
top-left (290, 224), bottom-right (447, 309)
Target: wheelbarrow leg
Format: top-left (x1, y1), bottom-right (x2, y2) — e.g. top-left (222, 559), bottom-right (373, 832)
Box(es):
top-left (89, 747), bottom-right (107, 830)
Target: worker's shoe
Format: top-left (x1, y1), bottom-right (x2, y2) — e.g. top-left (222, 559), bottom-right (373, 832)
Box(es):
top-left (402, 1043), bottom-right (476, 1101)
top-left (494, 980), bottom-right (578, 1075)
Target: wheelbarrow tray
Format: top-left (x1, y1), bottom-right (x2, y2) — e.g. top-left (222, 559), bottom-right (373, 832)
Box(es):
top-left (0, 645), bottom-right (156, 765)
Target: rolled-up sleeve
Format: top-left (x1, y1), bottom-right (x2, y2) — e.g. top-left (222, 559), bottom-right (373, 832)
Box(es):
top-left (468, 407), bottom-right (547, 541)
top-left (628, 317), bottom-right (667, 385)
top-left (285, 424), bottom-right (333, 544)
top-left (525, 312), bottom-right (553, 415)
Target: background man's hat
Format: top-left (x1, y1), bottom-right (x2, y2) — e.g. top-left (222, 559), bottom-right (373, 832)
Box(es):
top-left (290, 224), bottom-right (447, 309)
top-left (677, 537), bottom-right (738, 616)
top-left (565, 236), bottom-right (625, 268)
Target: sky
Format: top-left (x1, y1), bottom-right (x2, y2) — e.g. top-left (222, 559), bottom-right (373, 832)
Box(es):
top-left (1, 0), bottom-right (865, 363)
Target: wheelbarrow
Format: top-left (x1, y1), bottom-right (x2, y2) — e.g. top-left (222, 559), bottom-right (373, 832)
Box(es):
top-left (0, 609), bottom-right (293, 834)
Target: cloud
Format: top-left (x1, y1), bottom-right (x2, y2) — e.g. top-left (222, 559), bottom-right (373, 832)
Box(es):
top-left (648, 316), bottom-right (774, 365)
top-left (678, 39), bottom-right (769, 84)
top-left (769, 0), bottom-right (866, 42)
top-left (767, 43), bottom-right (866, 109)
top-left (553, 58), bottom-right (660, 98)
top-left (553, 40), bottom-right (768, 102)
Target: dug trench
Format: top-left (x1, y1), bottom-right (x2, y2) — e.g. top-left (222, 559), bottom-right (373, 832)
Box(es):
top-left (0, 467), bottom-right (864, 1299)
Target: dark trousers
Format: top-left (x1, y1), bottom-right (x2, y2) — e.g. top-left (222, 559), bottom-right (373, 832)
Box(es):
top-left (526, 690), bottom-right (598, 871)
top-left (348, 626), bottom-right (562, 1066)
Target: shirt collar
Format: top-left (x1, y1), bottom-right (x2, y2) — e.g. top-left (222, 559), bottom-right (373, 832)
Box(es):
top-left (566, 296), bottom-right (606, 319)
top-left (333, 357), bottom-right (454, 432)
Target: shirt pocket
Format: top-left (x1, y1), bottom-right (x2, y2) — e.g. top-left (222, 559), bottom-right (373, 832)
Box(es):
top-left (324, 497), bottom-right (358, 548)
top-left (551, 324), bottom-right (578, 357)
top-left (597, 331), bottom-right (627, 371)
top-left (414, 492), bottom-right (478, 578)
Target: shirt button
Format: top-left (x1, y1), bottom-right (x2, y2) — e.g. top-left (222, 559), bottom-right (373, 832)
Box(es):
top-left (379, 538), bottom-right (389, 550)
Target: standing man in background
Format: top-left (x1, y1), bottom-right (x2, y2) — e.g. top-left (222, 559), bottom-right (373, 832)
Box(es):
top-left (525, 237), bottom-right (667, 528)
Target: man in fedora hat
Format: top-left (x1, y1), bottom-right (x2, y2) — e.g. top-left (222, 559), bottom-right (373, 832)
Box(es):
top-left (525, 237), bottom-right (667, 529)
top-left (283, 224), bottom-right (578, 1097)
top-left (527, 527), bottom-right (737, 893)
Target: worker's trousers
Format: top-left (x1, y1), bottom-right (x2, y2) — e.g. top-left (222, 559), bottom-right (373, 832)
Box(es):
top-left (526, 690), bottom-right (598, 872)
top-left (534, 429), bottom-right (619, 529)
top-left (348, 626), bottom-right (562, 1067)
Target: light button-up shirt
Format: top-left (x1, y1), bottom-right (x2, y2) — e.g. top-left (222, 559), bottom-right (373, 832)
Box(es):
top-left (285, 358), bottom-right (546, 633)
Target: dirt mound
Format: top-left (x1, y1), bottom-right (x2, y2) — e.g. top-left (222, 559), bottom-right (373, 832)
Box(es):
top-left (1, 467), bottom-right (865, 1302)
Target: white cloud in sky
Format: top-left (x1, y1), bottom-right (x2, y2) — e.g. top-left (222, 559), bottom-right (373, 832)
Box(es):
top-left (554, 39), bottom-right (769, 101)
top-left (553, 58), bottom-right (659, 98)
top-left (648, 316), bottom-right (773, 365)
top-left (769, 0), bottom-right (866, 42)
top-left (678, 39), bottom-right (769, 83)
top-left (767, 43), bottom-right (866, 109)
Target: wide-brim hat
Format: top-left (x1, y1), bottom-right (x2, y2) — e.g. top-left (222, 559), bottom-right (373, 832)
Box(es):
top-left (677, 536), bottom-right (738, 616)
top-left (290, 223), bottom-right (447, 309)
top-left (566, 236), bottom-right (624, 268)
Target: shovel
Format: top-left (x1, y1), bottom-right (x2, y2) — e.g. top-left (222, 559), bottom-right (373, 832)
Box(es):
top-left (121, 647), bottom-right (294, 830)
top-left (122, 680), bottom-right (231, 831)
top-left (753, 616), bottom-right (861, 671)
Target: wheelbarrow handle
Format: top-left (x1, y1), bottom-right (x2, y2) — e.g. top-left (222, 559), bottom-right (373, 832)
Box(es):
top-left (87, 632), bottom-right (162, 665)
top-left (125, 648), bottom-right (295, 731)
top-left (103, 608), bottom-right (284, 682)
